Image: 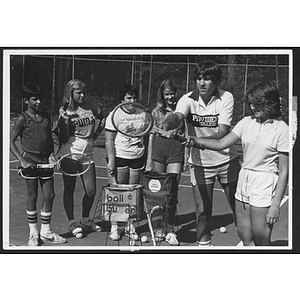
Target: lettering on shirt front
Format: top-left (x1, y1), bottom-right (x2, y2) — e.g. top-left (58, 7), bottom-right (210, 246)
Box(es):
top-left (71, 115), bottom-right (95, 128)
top-left (188, 114), bottom-right (219, 127)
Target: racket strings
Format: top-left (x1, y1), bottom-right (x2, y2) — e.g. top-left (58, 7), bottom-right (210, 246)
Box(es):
top-left (59, 154), bottom-right (91, 176)
top-left (112, 102), bottom-right (154, 137)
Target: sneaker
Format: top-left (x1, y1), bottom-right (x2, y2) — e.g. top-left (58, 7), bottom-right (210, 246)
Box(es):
top-left (109, 225), bottom-right (120, 241)
top-left (40, 231), bottom-right (67, 244)
top-left (124, 223), bottom-right (139, 241)
top-left (80, 219), bottom-right (103, 232)
top-left (154, 230), bottom-right (166, 242)
top-left (28, 233), bottom-right (39, 246)
top-left (165, 232), bottom-right (179, 246)
top-left (69, 221), bottom-right (83, 238)
top-left (198, 240), bottom-right (212, 247)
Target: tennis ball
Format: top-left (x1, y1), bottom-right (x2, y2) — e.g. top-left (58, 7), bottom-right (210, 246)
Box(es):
top-left (220, 226), bottom-right (227, 233)
top-left (141, 235), bottom-right (148, 243)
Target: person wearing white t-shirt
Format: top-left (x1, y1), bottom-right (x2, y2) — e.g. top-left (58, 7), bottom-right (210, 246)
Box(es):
top-left (188, 81), bottom-right (289, 246)
top-left (105, 85), bottom-right (145, 241)
top-left (161, 60), bottom-right (240, 246)
top-left (58, 79), bottom-right (106, 238)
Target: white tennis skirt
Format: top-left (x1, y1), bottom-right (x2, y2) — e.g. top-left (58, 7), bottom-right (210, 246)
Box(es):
top-left (59, 136), bottom-right (94, 162)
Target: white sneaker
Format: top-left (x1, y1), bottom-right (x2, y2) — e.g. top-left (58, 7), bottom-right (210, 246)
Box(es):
top-left (40, 231), bottom-right (67, 244)
top-left (109, 225), bottom-right (120, 241)
top-left (165, 232), bottom-right (179, 246)
top-left (198, 240), bottom-right (212, 247)
top-left (69, 221), bottom-right (83, 238)
top-left (28, 233), bottom-right (39, 246)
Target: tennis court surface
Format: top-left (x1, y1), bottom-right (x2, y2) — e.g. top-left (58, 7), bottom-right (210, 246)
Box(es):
top-left (6, 137), bottom-right (290, 251)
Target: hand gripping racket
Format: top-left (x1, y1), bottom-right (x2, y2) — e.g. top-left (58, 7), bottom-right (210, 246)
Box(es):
top-left (111, 102), bottom-right (203, 150)
top-left (111, 102), bottom-right (154, 137)
top-left (151, 126), bottom-right (204, 149)
top-left (18, 153), bottom-right (92, 178)
top-left (151, 126), bottom-right (186, 142)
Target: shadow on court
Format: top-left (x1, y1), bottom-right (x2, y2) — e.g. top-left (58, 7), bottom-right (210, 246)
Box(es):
top-left (6, 144), bottom-right (290, 250)
top-left (175, 212), bottom-right (236, 244)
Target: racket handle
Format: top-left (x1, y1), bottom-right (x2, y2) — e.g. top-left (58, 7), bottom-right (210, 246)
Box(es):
top-left (17, 165), bottom-right (32, 170)
top-left (36, 163), bottom-right (55, 169)
top-left (175, 136), bottom-right (204, 150)
top-left (153, 126), bottom-right (198, 146)
top-left (62, 102), bottom-right (69, 111)
top-left (107, 173), bottom-right (117, 185)
top-left (111, 175), bottom-right (117, 185)
top-left (18, 164), bottom-right (55, 169)
top-left (189, 137), bottom-right (205, 150)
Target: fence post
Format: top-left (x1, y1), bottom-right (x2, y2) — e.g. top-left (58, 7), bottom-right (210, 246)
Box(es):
top-left (131, 55), bottom-right (135, 85)
top-left (186, 56), bottom-right (190, 93)
top-left (51, 55), bottom-right (56, 127)
top-left (243, 58), bottom-right (249, 117)
top-left (276, 55), bottom-right (279, 88)
top-left (21, 55), bottom-right (25, 112)
top-left (72, 55), bottom-right (75, 79)
top-left (147, 55), bottom-right (153, 107)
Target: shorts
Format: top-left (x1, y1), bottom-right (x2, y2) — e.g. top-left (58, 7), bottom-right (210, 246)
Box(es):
top-left (19, 152), bottom-right (54, 180)
top-left (116, 153), bottom-right (146, 170)
top-left (59, 136), bottom-right (94, 161)
top-left (190, 156), bottom-right (240, 185)
top-left (235, 167), bottom-right (278, 207)
top-left (152, 136), bottom-right (184, 164)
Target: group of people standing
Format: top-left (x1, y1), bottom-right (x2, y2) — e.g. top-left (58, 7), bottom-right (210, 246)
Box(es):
top-left (10, 59), bottom-right (289, 247)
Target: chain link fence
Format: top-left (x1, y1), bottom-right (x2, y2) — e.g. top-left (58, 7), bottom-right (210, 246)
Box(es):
top-left (10, 54), bottom-right (289, 127)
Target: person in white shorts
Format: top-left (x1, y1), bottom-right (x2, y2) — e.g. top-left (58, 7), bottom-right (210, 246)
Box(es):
top-left (160, 60), bottom-right (240, 246)
top-left (187, 81), bottom-right (289, 246)
top-left (58, 79), bottom-right (106, 238)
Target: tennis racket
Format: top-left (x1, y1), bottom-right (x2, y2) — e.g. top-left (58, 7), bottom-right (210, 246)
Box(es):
top-left (151, 126), bottom-right (186, 142)
top-left (51, 102), bottom-right (70, 156)
top-left (52, 130), bottom-right (61, 156)
top-left (111, 102), bottom-right (154, 137)
top-left (18, 153), bottom-right (92, 178)
top-left (151, 126), bottom-right (204, 149)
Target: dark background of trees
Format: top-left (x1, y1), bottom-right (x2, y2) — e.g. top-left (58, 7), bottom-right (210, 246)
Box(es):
top-left (10, 54), bottom-right (289, 126)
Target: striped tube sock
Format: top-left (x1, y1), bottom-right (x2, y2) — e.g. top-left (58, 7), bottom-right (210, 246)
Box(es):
top-left (40, 211), bottom-right (52, 235)
top-left (26, 210), bottom-right (38, 235)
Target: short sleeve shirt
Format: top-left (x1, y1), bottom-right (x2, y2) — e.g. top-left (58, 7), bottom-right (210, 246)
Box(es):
top-left (175, 88), bottom-right (238, 167)
top-left (68, 106), bottom-right (96, 139)
top-left (232, 116), bottom-right (289, 173)
top-left (105, 107), bottom-right (145, 159)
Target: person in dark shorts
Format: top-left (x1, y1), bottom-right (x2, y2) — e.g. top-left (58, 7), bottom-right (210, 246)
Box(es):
top-left (105, 85), bottom-right (145, 241)
top-left (146, 79), bottom-right (185, 245)
top-left (10, 82), bottom-right (66, 246)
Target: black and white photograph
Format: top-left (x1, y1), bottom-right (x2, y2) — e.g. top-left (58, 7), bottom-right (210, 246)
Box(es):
top-left (2, 48), bottom-right (296, 253)
top-left (1, 2), bottom-right (300, 299)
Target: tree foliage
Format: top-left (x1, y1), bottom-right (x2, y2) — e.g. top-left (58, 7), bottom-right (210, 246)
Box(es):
top-left (10, 54), bottom-right (289, 125)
